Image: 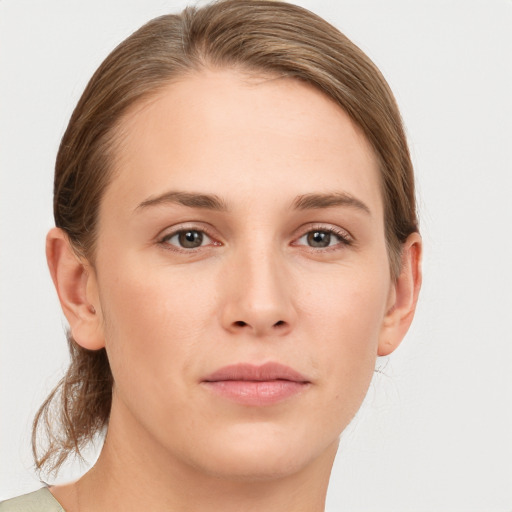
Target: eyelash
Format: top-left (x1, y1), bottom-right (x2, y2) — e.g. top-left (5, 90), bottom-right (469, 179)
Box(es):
top-left (292, 225), bottom-right (353, 252)
top-left (157, 224), bottom-right (353, 253)
top-left (158, 225), bottom-right (219, 252)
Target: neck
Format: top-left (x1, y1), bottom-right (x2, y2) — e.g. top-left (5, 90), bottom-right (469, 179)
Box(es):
top-left (51, 397), bottom-right (338, 512)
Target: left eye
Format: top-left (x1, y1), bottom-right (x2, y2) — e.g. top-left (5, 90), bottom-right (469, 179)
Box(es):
top-left (162, 230), bottom-right (212, 249)
top-left (296, 230), bottom-right (345, 248)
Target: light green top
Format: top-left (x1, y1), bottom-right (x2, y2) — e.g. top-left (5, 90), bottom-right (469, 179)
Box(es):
top-left (0, 488), bottom-right (65, 512)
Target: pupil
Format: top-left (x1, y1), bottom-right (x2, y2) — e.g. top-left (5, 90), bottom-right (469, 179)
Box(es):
top-left (179, 230), bottom-right (203, 248)
top-left (308, 231), bottom-right (330, 247)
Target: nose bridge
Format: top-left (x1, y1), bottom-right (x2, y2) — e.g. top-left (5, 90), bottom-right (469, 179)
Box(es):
top-left (222, 237), bottom-right (295, 336)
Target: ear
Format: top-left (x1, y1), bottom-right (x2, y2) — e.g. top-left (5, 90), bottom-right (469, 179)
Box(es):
top-left (378, 232), bottom-right (422, 356)
top-left (46, 227), bottom-right (105, 350)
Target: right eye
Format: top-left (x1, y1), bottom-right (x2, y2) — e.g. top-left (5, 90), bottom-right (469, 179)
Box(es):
top-left (161, 229), bottom-right (213, 249)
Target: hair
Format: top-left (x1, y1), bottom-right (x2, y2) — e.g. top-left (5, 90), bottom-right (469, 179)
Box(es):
top-left (33, 0), bottom-right (418, 476)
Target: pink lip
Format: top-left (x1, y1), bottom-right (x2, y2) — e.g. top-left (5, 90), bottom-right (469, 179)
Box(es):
top-left (201, 362), bottom-right (310, 406)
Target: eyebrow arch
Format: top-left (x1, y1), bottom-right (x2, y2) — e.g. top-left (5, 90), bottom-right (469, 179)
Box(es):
top-left (135, 191), bottom-right (228, 212)
top-left (292, 192), bottom-right (371, 215)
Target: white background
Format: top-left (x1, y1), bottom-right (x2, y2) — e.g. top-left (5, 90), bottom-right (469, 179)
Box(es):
top-left (1, 1), bottom-right (511, 510)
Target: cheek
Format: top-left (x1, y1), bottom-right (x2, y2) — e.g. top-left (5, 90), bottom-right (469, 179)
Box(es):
top-left (96, 259), bottom-right (219, 400)
top-left (299, 258), bottom-right (389, 347)
top-left (298, 262), bottom-right (390, 415)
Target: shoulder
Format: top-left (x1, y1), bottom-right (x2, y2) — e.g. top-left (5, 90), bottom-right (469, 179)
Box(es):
top-left (0, 488), bottom-right (65, 512)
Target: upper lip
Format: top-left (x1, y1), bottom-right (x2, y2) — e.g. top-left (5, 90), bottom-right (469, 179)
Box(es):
top-left (202, 362), bottom-right (310, 383)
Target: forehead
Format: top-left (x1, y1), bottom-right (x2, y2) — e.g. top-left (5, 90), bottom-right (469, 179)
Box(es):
top-left (104, 68), bottom-right (382, 216)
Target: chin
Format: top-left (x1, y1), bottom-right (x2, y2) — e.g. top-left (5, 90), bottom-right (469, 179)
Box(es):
top-left (185, 424), bottom-right (339, 482)
top-left (199, 451), bottom-right (312, 482)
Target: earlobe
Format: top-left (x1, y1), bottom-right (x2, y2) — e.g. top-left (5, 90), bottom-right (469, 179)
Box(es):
top-left (46, 227), bottom-right (105, 350)
top-left (378, 232), bottom-right (422, 356)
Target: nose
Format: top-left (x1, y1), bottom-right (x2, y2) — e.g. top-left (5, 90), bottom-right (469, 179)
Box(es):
top-left (220, 246), bottom-right (297, 337)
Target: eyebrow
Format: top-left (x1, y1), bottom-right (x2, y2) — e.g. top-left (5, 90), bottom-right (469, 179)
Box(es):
top-left (135, 191), bottom-right (228, 212)
top-left (292, 192), bottom-right (371, 215)
top-left (135, 190), bottom-right (370, 215)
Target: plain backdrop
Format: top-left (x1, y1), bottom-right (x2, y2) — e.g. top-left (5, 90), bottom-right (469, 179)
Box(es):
top-left (1, 1), bottom-right (511, 510)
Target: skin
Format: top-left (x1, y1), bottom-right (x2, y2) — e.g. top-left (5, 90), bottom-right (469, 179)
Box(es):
top-left (47, 69), bottom-right (421, 512)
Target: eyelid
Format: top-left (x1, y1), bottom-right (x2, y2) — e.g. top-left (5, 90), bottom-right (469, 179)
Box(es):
top-left (157, 223), bottom-right (222, 250)
top-left (291, 223), bottom-right (354, 248)
top-left (155, 221), bottom-right (353, 252)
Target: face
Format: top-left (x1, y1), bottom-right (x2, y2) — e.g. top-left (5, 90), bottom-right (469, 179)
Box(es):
top-left (88, 69), bottom-right (397, 479)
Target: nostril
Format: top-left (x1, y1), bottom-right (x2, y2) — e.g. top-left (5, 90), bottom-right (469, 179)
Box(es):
top-left (230, 319), bottom-right (287, 331)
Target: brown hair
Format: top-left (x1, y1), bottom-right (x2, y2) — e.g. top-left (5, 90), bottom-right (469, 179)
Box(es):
top-left (33, 0), bottom-right (418, 476)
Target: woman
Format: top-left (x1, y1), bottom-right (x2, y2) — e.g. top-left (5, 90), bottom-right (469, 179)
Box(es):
top-left (1, 1), bottom-right (421, 510)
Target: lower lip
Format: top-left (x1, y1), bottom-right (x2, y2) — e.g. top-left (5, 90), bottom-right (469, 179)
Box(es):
top-left (202, 380), bottom-right (309, 406)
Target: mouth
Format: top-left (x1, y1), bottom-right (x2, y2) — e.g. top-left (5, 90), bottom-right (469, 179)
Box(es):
top-left (201, 362), bottom-right (311, 406)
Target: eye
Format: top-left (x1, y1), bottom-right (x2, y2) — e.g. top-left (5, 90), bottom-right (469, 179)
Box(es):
top-left (295, 228), bottom-right (351, 249)
top-left (162, 229), bottom-right (213, 249)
